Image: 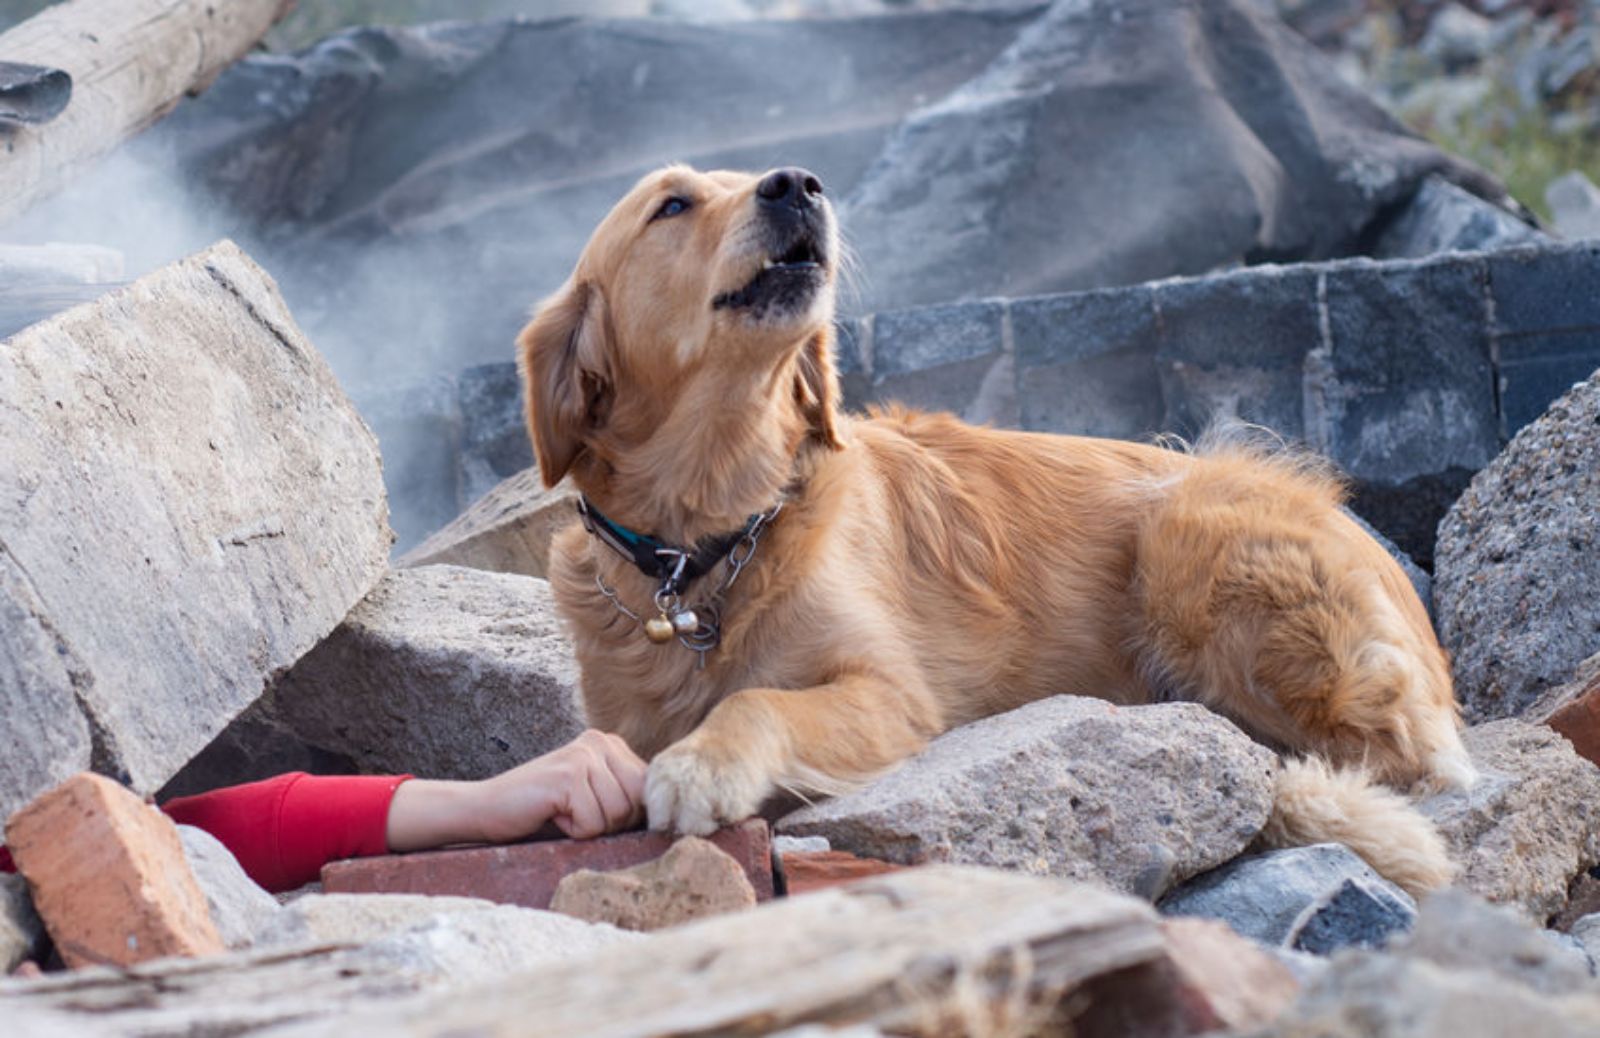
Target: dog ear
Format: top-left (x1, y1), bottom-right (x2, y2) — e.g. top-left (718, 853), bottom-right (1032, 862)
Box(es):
top-left (794, 326), bottom-right (844, 450)
top-left (517, 280), bottom-right (612, 487)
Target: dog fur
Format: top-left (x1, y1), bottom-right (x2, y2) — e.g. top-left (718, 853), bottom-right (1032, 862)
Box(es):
top-left (518, 165), bottom-right (1475, 894)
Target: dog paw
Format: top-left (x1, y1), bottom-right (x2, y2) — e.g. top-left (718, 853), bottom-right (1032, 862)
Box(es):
top-left (645, 738), bottom-right (771, 836)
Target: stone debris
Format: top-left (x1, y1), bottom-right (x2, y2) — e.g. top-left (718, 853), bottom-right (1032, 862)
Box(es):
top-left (254, 893), bottom-right (498, 948)
top-left (0, 241), bottom-right (391, 819)
top-left (1419, 720), bottom-right (1600, 919)
top-left (780, 696), bottom-right (1277, 899)
top-left (779, 849), bottom-right (907, 896)
top-left (398, 468), bottom-right (577, 579)
top-left (0, 873), bottom-right (42, 974)
top-left (1159, 844), bottom-right (1418, 954)
top-left (1530, 651), bottom-right (1600, 768)
top-left (322, 819), bottom-right (774, 908)
top-left (5, 773), bottom-right (224, 968)
top-left (177, 825), bottom-right (280, 951)
top-left (1073, 917), bottom-right (1302, 1038)
top-left (271, 565), bottom-right (586, 780)
top-left (1258, 888), bottom-right (1600, 1038)
top-left (1548, 170), bottom-right (1600, 241)
top-left (550, 836), bottom-right (757, 932)
top-left (1436, 363), bottom-right (1600, 722)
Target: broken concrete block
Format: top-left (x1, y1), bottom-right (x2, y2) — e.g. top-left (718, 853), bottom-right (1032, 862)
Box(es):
top-left (258, 866), bottom-right (1167, 1037)
top-left (271, 565), bottom-right (586, 780)
top-left (1074, 917), bottom-right (1302, 1037)
top-left (1419, 720), bottom-right (1600, 919)
top-left (321, 818), bottom-right (773, 909)
top-left (550, 836), bottom-right (757, 931)
top-left (1, 872), bottom-right (43, 973)
top-left (5, 773), bottom-right (225, 967)
top-left (1159, 844), bottom-right (1417, 954)
top-left (779, 696), bottom-right (1277, 899)
top-left (0, 241), bottom-right (391, 818)
top-left (177, 825), bottom-right (280, 951)
top-left (398, 468), bottom-right (577, 580)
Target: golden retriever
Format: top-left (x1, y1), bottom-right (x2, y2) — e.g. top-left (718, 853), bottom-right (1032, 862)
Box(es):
top-left (517, 164), bottom-right (1475, 893)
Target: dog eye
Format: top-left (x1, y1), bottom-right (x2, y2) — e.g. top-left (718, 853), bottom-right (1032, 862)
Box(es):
top-left (652, 196), bottom-right (692, 221)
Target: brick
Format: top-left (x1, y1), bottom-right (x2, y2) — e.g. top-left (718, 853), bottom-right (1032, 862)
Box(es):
top-left (5, 773), bottom-right (224, 968)
top-left (1075, 917), bottom-right (1300, 1037)
top-left (550, 836), bottom-right (756, 931)
top-left (1534, 653), bottom-right (1600, 770)
top-left (780, 850), bottom-right (907, 896)
top-left (322, 818), bottom-right (773, 908)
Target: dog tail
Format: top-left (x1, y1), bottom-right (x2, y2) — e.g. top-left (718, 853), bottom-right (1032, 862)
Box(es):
top-left (1257, 756), bottom-right (1454, 897)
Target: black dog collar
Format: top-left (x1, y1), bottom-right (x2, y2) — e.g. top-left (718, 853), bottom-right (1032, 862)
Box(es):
top-left (576, 496), bottom-right (777, 597)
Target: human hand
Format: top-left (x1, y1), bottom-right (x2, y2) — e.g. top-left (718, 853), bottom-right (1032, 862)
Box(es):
top-left (386, 730), bottom-right (648, 851)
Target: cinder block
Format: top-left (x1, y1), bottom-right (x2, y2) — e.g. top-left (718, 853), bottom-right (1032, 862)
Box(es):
top-left (322, 819), bottom-right (773, 907)
top-left (1011, 286), bottom-right (1164, 440)
top-left (871, 299), bottom-right (1005, 378)
top-left (5, 773), bottom-right (225, 968)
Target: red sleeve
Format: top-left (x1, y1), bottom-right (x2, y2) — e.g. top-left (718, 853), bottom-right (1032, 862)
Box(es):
top-left (161, 772), bottom-right (412, 894)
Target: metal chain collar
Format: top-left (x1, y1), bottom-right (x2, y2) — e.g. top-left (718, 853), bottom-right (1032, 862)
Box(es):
top-left (594, 499), bottom-right (784, 668)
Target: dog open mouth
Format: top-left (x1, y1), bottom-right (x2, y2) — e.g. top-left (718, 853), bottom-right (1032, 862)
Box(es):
top-left (712, 229), bottom-right (829, 314)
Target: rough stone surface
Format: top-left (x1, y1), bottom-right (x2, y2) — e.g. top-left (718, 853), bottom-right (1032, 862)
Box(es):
top-left (398, 468), bottom-right (577, 580)
top-left (778, 696), bottom-right (1278, 899)
top-left (1435, 371), bottom-right (1600, 722)
top-left (1571, 912), bottom-right (1600, 969)
top-left (550, 836), bottom-right (757, 932)
top-left (1418, 720), bottom-right (1600, 919)
top-left (842, 0), bottom-right (1502, 313)
top-left (1, 872), bottom-right (42, 974)
top-left (272, 565), bottom-right (584, 780)
top-left (1372, 175), bottom-right (1545, 258)
top-left (273, 866), bottom-right (1167, 1038)
top-left (1489, 243), bottom-right (1600, 435)
top-left (1548, 170), bottom-right (1600, 241)
top-left (0, 241), bottom-right (390, 817)
top-left (1531, 652), bottom-right (1600, 769)
top-left (1260, 890), bottom-right (1600, 1037)
top-left (254, 893), bottom-right (497, 948)
top-left (5, 773), bottom-right (225, 968)
top-left (1159, 844), bottom-right (1418, 954)
top-left (177, 825), bottom-right (280, 951)
top-left (322, 819), bottom-right (774, 908)
top-left (1075, 917), bottom-right (1302, 1038)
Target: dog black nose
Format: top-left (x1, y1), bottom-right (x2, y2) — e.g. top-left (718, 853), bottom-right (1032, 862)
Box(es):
top-left (756, 167), bottom-right (824, 210)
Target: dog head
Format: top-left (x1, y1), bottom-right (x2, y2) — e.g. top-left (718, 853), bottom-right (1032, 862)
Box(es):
top-left (518, 166), bottom-right (844, 522)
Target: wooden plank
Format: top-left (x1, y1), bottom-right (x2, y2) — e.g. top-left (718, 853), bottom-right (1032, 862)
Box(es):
top-left (0, 0), bottom-right (295, 224)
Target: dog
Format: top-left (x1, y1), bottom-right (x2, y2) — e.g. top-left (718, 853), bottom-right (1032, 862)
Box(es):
top-left (517, 164), bottom-right (1476, 894)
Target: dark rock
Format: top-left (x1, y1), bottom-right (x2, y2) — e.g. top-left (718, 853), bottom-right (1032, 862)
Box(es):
top-left (354, 377), bottom-right (463, 553)
top-left (1435, 367), bottom-right (1600, 722)
top-left (1159, 843), bottom-right (1417, 954)
top-left (1011, 286), bottom-right (1163, 441)
top-left (842, 0), bottom-right (1506, 313)
top-left (458, 363), bottom-right (533, 512)
top-left (1488, 242), bottom-right (1600, 435)
top-left (157, 700), bottom-right (359, 803)
top-left (1371, 176), bottom-right (1544, 260)
top-left (869, 301), bottom-right (1012, 425)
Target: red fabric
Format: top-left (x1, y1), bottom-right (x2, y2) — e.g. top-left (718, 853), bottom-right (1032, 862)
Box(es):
top-left (0, 774), bottom-right (411, 894)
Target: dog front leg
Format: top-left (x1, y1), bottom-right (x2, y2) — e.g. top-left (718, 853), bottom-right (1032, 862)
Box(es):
top-left (645, 675), bottom-right (941, 836)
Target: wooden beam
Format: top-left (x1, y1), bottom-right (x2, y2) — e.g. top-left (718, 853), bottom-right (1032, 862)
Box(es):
top-left (0, 0), bottom-right (296, 226)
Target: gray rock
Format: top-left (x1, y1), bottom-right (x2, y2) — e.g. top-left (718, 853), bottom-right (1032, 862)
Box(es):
top-left (273, 565), bottom-right (586, 780)
top-left (1485, 242), bottom-right (1600, 435)
top-left (842, 0), bottom-right (1505, 313)
top-left (1159, 844), bottom-right (1417, 954)
top-left (353, 376), bottom-right (464, 553)
top-left (457, 362), bottom-right (535, 512)
top-left (177, 825), bottom-right (281, 951)
top-left (156, 699), bottom-right (359, 803)
top-left (255, 893), bottom-right (499, 948)
top-left (397, 467), bottom-right (577, 581)
top-left (1372, 177), bottom-right (1544, 260)
top-left (1, 872), bottom-right (43, 973)
top-left (1549, 170), bottom-right (1600, 241)
top-left (778, 696), bottom-right (1278, 898)
top-left (1259, 889), bottom-right (1600, 1037)
top-left (0, 241), bottom-right (391, 819)
top-left (1571, 913), bottom-right (1600, 970)
top-left (1418, 3), bottom-right (1495, 70)
top-left (1418, 720), bottom-right (1600, 920)
top-left (1435, 369), bottom-right (1600, 722)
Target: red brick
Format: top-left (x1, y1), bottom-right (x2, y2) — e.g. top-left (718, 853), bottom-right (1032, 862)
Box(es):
top-left (780, 849), bottom-right (907, 895)
top-left (5, 773), bottom-right (225, 968)
top-left (1074, 917), bottom-right (1299, 1037)
top-left (1545, 677), bottom-right (1600, 769)
top-left (322, 819), bottom-right (773, 907)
